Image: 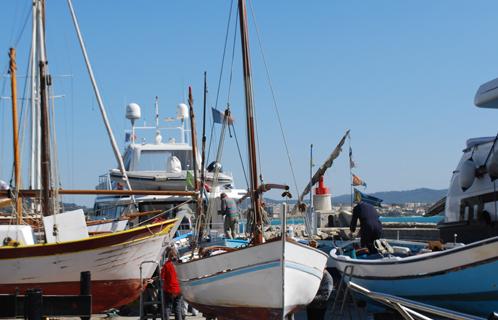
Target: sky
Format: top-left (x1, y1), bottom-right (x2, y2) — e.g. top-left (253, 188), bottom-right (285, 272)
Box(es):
top-left (1, 1), bottom-right (498, 206)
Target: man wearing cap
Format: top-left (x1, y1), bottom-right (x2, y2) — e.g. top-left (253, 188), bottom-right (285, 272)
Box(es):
top-left (220, 193), bottom-right (238, 239)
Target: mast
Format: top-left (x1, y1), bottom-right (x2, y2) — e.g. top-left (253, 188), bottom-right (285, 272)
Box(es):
top-left (30, 0), bottom-right (40, 191)
top-left (9, 48), bottom-right (22, 222)
top-left (188, 86), bottom-right (199, 190)
top-left (67, 0), bottom-right (133, 193)
top-left (201, 72), bottom-right (207, 195)
top-left (238, 0), bottom-right (263, 243)
top-left (37, 0), bottom-right (52, 216)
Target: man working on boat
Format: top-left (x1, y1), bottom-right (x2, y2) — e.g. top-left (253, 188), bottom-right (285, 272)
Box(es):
top-left (220, 192), bottom-right (238, 239)
top-left (161, 247), bottom-right (184, 320)
top-left (350, 201), bottom-right (383, 253)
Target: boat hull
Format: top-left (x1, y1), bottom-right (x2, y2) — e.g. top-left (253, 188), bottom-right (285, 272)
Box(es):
top-left (331, 236), bottom-right (498, 317)
top-left (176, 239), bottom-right (328, 319)
top-left (0, 220), bottom-right (176, 312)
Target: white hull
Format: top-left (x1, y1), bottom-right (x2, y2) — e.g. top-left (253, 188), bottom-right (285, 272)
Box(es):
top-left (175, 239), bottom-right (328, 319)
top-left (0, 220), bottom-right (176, 312)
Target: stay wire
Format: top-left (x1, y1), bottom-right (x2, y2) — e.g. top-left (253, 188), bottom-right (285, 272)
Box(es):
top-left (230, 123), bottom-right (250, 189)
top-left (207, 0), bottom-right (235, 163)
top-left (248, 0), bottom-right (300, 197)
top-left (226, 11), bottom-right (239, 104)
top-left (12, 6), bottom-right (32, 48)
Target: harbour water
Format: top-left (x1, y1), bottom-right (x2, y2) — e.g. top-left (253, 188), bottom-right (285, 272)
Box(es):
top-left (270, 215), bottom-right (442, 226)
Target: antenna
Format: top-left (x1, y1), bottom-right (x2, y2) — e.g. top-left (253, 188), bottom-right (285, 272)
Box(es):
top-left (155, 96), bottom-right (159, 129)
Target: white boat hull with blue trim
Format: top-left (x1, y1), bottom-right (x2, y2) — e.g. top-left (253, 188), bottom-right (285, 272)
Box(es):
top-left (331, 237), bottom-right (498, 317)
top-left (175, 239), bottom-right (328, 320)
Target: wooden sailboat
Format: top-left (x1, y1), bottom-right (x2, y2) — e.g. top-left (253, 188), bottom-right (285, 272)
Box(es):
top-left (0, 0), bottom-right (180, 313)
top-left (175, 1), bottom-right (327, 319)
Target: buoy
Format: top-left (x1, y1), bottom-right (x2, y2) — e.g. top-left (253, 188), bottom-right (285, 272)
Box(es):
top-left (459, 159), bottom-right (476, 191)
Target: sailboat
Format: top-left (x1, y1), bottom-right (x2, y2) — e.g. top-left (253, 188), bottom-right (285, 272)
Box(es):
top-left (0, 0), bottom-right (180, 313)
top-left (174, 1), bottom-right (328, 319)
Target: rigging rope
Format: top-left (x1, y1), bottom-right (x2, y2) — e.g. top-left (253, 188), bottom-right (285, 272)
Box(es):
top-left (207, 0), bottom-right (235, 163)
top-left (247, 0), bottom-right (300, 198)
top-left (230, 123), bottom-right (250, 189)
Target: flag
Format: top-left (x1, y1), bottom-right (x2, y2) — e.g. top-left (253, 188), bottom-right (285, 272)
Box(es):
top-left (125, 132), bottom-right (131, 142)
top-left (352, 174), bottom-right (367, 187)
top-left (349, 147), bottom-right (355, 169)
top-left (353, 188), bottom-right (383, 207)
top-left (212, 108), bottom-right (234, 125)
top-left (186, 170), bottom-right (194, 189)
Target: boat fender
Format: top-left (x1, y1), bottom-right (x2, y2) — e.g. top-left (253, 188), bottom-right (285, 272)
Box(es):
top-left (459, 158), bottom-right (476, 191)
top-left (487, 146), bottom-right (498, 180)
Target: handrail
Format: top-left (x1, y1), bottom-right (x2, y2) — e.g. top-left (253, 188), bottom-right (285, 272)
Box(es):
top-left (347, 281), bottom-right (485, 320)
top-left (0, 189), bottom-right (197, 197)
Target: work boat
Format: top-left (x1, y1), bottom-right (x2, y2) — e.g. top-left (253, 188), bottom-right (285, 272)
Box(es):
top-left (0, 0), bottom-right (182, 313)
top-left (331, 237), bottom-right (498, 317)
top-left (331, 78), bottom-right (498, 318)
top-left (175, 1), bottom-right (328, 319)
top-left (426, 77), bottom-right (498, 244)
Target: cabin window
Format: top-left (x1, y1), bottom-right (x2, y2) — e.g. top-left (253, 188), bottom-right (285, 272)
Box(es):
top-left (136, 150), bottom-right (193, 171)
top-left (93, 204), bottom-right (126, 220)
top-left (123, 150), bottom-right (131, 170)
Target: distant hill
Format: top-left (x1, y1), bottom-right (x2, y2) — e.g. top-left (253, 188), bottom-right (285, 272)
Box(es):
top-left (265, 188), bottom-right (447, 205)
top-left (332, 188), bottom-right (447, 205)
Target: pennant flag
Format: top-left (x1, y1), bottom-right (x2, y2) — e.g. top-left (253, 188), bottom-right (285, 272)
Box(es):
top-left (349, 147), bottom-right (356, 169)
top-left (353, 188), bottom-right (383, 207)
top-left (352, 174), bottom-right (367, 187)
top-left (186, 170), bottom-right (195, 189)
top-left (212, 108), bottom-right (234, 125)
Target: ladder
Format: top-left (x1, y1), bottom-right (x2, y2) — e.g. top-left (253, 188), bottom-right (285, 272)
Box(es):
top-left (139, 260), bottom-right (165, 320)
top-left (328, 265), bottom-right (363, 319)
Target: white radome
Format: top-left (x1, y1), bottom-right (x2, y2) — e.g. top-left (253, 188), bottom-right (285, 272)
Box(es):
top-left (126, 102), bottom-right (141, 121)
top-left (177, 103), bottom-right (189, 120)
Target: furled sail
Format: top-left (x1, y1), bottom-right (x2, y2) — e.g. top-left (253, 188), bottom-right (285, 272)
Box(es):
top-left (298, 130), bottom-right (350, 203)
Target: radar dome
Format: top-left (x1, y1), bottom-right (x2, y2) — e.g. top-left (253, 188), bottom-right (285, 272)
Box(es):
top-left (177, 103), bottom-right (189, 120)
top-left (126, 103), bottom-right (141, 121)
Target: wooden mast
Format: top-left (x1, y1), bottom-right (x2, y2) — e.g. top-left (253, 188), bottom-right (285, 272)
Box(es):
top-left (38, 0), bottom-right (52, 216)
top-left (238, 0), bottom-right (263, 243)
top-left (188, 86), bottom-right (199, 191)
top-left (9, 48), bottom-right (23, 222)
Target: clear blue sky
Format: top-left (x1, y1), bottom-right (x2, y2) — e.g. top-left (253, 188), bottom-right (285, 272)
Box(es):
top-left (1, 1), bottom-right (498, 206)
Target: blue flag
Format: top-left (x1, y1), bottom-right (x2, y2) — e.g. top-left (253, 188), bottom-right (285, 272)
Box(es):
top-left (212, 108), bottom-right (234, 125)
top-left (354, 188), bottom-right (383, 207)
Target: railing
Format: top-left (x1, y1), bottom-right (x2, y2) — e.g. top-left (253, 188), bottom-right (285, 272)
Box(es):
top-left (347, 281), bottom-right (487, 320)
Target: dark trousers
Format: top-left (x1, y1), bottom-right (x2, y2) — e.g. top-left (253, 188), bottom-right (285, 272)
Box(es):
top-left (307, 307), bottom-right (326, 320)
top-left (361, 229), bottom-right (382, 254)
top-left (164, 293), bottom-right (184, 320)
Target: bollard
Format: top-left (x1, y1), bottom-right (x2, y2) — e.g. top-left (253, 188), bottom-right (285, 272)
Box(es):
top-left (24, 288), bottom-right (43, 320)
top-left (80, 271), bottom-right (91, 320)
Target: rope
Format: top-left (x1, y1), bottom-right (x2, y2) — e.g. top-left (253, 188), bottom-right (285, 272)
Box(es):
top-left (207, 0), bottom-right (235, 163)
top-left (226, 12), bottom-right (239, 104)
top-left (230, 123), bottom-right (250, 189)
top-left (137, 199), bottom-right (194, 227)
top-left (203, 115), bottom-right (230, 237)
top-left (247, 0), bottom-right (300, 197)
top-left (12, 6), bottom-right (32, 48)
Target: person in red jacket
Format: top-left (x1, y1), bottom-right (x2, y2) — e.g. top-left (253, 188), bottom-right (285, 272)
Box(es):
top-left (161, 247), bottom-right (184, 320)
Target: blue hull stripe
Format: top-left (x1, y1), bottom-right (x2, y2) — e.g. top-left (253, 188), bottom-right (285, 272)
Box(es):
top-left (286, 261), bottom-right (323, 279)
top-left (183, 260), bottom-right (321, 287)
